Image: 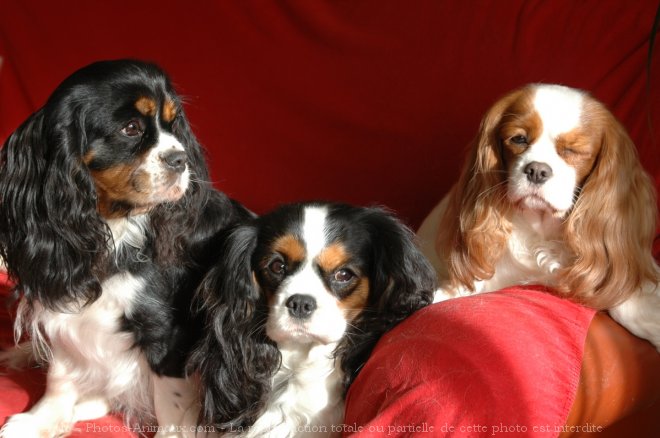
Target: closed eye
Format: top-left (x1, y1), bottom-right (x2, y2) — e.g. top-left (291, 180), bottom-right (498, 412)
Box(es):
top-left (561, 147), bottom-right (579, 156)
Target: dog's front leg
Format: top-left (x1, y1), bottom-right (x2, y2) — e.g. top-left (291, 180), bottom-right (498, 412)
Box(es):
top-left (153, 374), bottom-right (205, 438)
top-left (1, 354), bottom-right (81, 438)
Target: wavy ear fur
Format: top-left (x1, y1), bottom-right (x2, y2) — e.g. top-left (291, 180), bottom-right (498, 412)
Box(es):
top-left (435, 89), bottom-right (526, 289)
top-left (563, 102), bottom-right (659, 309)
top-left (189, 224), bottom-right (280, 430)
top-left (338, 208), bottom-right (435, 388)
top-left (0, 107), bottom-right (109, 311)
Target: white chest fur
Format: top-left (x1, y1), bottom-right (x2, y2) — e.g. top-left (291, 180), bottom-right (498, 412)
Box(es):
top-left (481, 210), bottom-right (570, 291)
top-left (245, 342), bottom-right (344, 438)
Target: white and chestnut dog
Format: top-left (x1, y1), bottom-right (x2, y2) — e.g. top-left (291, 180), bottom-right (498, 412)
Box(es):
top-left (190, 202), bottom-right (435, 437)
top-left (418, 83), bottom-right (660, 350)
top-left (0, 60), bottom-right (251, 437)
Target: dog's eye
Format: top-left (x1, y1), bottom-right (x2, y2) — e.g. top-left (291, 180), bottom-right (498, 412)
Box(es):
top-left (269, 259), bottom-right (286, 276)
top-left (333, 269), bottom-right (355, 283)
top-left (122, 120), bottom-right (143, 137)
top-left (510, 135), bottom-right (528, 146)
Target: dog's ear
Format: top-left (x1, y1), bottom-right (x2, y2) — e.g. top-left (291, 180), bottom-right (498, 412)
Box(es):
top-left (0, 106), bottom-right (109, 310)
top-left (189, 223), bottom-right (280, 431)
top-left (338, 208), bottom-right (436, 387)
top-left (564, 102), bottom-right (659, 309)
top-left (366, 208), bottom-right (436, 317)
top-left (435, 88), bottom-right (526, 290)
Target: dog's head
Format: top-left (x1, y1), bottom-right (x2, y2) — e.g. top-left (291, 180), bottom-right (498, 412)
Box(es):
top-left (49, 59), bottom-right (197, 217)
top-left (255, 205), bottom-right (374, 344)
top-left (0, 59), bottom-right (208, 309)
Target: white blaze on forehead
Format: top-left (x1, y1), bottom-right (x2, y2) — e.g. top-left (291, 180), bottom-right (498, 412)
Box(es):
top-left (532, 85), bottom-right (584, 137)
top-left (301, 206), bottom-right (328, 259)
top-left (508, 85), bottom-right (586, 215)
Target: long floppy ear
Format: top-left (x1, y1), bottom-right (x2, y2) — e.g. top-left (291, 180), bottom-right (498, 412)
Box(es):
top-left (338, 208), bottom-right (436, 388)
top-left (563, 103), bottom-right (659, 309)
top-left (189, 224), bottom-right (280, 431)
top-left (435, 89), bottom-right (526, 289)
top-left (0, 108), bottom-right (109, 311)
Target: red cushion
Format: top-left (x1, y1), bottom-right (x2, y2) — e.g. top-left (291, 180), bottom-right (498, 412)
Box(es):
top-left (344, 287), bottom-right (596, 437)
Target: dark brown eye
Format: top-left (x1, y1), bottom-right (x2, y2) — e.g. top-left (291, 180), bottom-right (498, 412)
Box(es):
top-left (269, 259), bottom-right (286, 276)
top-left (510, 135), bottom-right (528, 146)
top-left (333, 269), bottom-right (355, 283)
top-left (122, 120), bottom-right (143, 137)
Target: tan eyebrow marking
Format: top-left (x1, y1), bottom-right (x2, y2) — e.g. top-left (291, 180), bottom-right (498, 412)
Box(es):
top-left (135, 97), bottom-right (157, 116)
top-left (272, 234), bottom-right (306, 263)
top-left (163, 99), bottom-right (177, 123)
top-left (316, 243), bottom-right (349, 273)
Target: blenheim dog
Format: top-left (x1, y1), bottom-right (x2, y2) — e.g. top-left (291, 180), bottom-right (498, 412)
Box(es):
top-left (418, 83), bottom-right (659, 351)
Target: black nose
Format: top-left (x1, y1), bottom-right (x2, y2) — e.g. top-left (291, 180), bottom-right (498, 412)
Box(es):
top-left (524, 161), bottom-right (553, 185)
top-left (160, 150), bottom-right (187, 173)
top-left (285, 294), bottom-right (317, 319)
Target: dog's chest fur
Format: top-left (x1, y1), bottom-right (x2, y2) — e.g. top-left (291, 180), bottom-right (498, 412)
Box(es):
top-left (481, 209), bottom-right (571, 293)
top-left (246, 342), bottom-right (344, 437)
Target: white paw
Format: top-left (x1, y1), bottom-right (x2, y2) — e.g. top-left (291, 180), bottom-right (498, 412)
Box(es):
top-left (154, 425), bottom-right (183, 438)
top-left (433, 285), bottom-right (477, 304)
top-left (609, 283), bottom-right (660, 352)
top-left (72, 398), bottom-right (110, 422)
top-left (0, 412), bottom-right (71, 438)
top-left (433, 288), bottom-right (454, 303)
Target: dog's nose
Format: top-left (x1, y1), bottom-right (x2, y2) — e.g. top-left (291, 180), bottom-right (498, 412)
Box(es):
top-left (285, 294), bottom-right (317, 319)
top-left (524, 161), bottom-right (553, 184)
top-left (160, 150), bottom-right (188, 173)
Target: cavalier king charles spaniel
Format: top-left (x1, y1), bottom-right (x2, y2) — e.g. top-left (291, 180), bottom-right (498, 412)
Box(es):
top-left (190, 202), bottom-right (435, 437)
top-left (0, 60), bottom-right (251, 437)
top-left (418, 83), bottom-right (660, 351)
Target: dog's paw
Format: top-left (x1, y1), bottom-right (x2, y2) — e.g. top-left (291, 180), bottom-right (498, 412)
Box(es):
top-left (0, 412), bottom-right (71, 438)
top-left (72, 398), bottom-right (110, 423)
top-left (432, 284), bottom-right (478, 304)
top-left (609, 282), bottom-right (660, 352)
top-left (154, 425), bottom-right (183, 438)
top-left (432, 288), bottom-right (455, 303)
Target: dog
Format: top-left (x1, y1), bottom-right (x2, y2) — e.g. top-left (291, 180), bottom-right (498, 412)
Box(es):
top-left (0, 59), bottom-right (251, 437)
top-left (190, 201), bottom-right (436, 437)
top-left (417, 83), bottom-right (660, 351)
